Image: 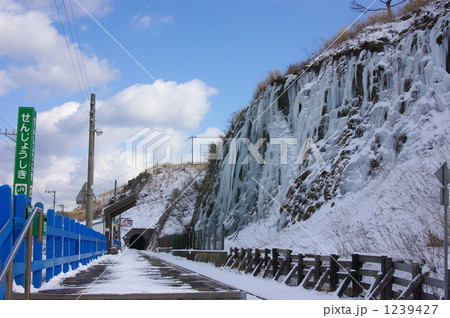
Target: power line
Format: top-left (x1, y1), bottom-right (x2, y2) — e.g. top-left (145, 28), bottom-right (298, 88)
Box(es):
top-left (67, 0), bottom-right (91, 92)
top-left (0, 116), bottom-right (14, 130)
top-left (0, 129), bottom-right (16, 142)
top-left (53, 0), bottom-right (89, 102)
top-left (62, 0), bottom-right (91, 95)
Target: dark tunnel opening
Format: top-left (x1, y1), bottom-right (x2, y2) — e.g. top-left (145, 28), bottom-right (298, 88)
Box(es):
top-left (129, 234), bottom-right (146, 250)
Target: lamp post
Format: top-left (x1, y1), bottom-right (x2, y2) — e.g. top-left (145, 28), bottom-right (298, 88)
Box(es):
top-left (45, 189), bottom-right (56, 211)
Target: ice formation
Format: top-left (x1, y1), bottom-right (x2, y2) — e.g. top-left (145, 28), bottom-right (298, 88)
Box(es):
top-left (193, 1), bottom-right (450, 247)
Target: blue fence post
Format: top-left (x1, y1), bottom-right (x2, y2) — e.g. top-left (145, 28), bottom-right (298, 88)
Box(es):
top-left (95, 232), bottom-right (100, 258)
top-left (46, 209), bottom-right (55, 282)
top-left (80, 225), bottom-right (86, 265)
top-left (87, 227), bottom-right (91, 262)
top-left (13, 193), bottom-right (29, 287)
top-left (32, 202), bottom-right (44, 288)
top-left (90, 228), bottom-right (95, 261)
top-left (69, 219), bottom-right (76, 270)
top-left (54, 214), bottom-right (62, 276)
top-left (74, 222), bottom-right (80, 269)
top-left (0, 185), bottom-right (13, 300)
top-left (85, 226), bottom-right (89, 264)
top-left (63, 216), bottom-right (70, 273)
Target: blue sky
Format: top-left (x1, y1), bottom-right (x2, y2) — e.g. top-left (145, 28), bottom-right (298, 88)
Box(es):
top-left (0, 0), bottom-right (374, 209)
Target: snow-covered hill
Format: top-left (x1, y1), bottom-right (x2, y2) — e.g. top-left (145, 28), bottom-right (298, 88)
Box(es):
top-left (115, 165), bottom-right (205, 246)
top-left (193, 0), bottom-right (450, 272)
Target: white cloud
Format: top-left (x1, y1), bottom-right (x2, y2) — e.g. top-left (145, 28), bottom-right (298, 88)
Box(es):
top-left (131, 13), bottom-right (174, 31)
top-left (100, 79), bottom-right (218, 130)
top-left (0, 1), bottom-right (117, 99)
top-left (12, 0), bottom-right (114, 18)
top-left (1, 79), bottom-right (218, 208)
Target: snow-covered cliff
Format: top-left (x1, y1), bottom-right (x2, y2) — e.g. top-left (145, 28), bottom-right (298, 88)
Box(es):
top-left (117, 165), bottom-right (204, 245)
top-left (194, 1), bottom-right (450, 265)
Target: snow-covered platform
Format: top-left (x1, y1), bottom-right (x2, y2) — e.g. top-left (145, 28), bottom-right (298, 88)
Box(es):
top-left (12, 250), bottom-right (245, 300)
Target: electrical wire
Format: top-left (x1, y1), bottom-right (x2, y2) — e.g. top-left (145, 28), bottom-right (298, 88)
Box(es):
top-left (62, 0), bottom-right (91, 96)
top-left (0, 116), bottom-right (14, 130)
top-left (53, 0), bottom-right (89, 103)
top-left (67, 0), bottom-right (91, 93)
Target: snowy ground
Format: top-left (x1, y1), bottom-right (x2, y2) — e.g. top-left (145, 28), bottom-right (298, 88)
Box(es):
top-left (31, 249), bottom-right (336, 300)
top-left (149, 251), bottom-right (336, 300)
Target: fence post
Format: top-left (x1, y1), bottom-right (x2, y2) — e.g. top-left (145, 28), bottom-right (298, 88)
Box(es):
top-left (13, 194), bottom-right (29, 287)
top-left (0, 185), bottom-right (13, 300)
top-left (54, 214), bottom-right (63, 276)
top-left (297, 254), bottom-right (305, 286)
top-left (74, 222), bottom-right (80, 269)
top-left (314, 255), bottom-right (322, 283)
top-left (285, 250), bottom-right (292, 275)
top-left (351, 254), bottom-right (362, 297)
top-left (81, 225), bottom-right (86, 265)
top-left (245, 248), bottom-right (252, 270)
top-left (45, 209), bottom-right (55, 282)
top-left (411, 262), bottom-right (422, 300)
top-left (221, 224), bottom-right (225, 250)
top-left (447, 269), bottom-right (450, 299)
top-left (264, 248), bottom-right (269, 267)
top-left (213, 221), bottom-right (217, 250)
top-left (272, 248), bottom-right (279, 277)
top-left (32, 202), bottom-right (44, 288)
top-left (200, 228), bottom-right (204, 250)
top-left (381, 256), bottom-right (393, 299)
top-left (102, 233), bottom-right (107, 252)
top-left (206, 226), bottom-right (211, 250)
top-left (63, 216), bottom-right (70, 273)
top-left (84, 226), bottom-right (88, 263)
top-left (329, 254), bottom-right (339, 292)
top-left (87, 228), bottom-right (93, 262)
top-left (255, 248), bottom-right (261, 266)
top-left (91, 228), bottom-right (96, 260)
top-left (95, 231), bottom-right (101, 257)
top-left (69, 219), bottom-right (76, 270)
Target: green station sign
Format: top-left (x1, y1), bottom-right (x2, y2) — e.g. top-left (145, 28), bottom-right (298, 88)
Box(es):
top-left (13, 107), bottom-right (37, 198)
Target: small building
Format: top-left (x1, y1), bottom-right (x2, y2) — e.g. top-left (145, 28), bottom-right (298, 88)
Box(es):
top-left (92, 219), bottom-right (104, 234)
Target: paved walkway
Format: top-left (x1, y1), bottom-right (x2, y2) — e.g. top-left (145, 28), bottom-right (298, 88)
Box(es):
top-left (13, 250), bottom-right (244, 300)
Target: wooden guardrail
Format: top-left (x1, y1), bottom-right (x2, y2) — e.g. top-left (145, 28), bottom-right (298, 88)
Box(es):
top-left (223, 247), bottom-right (450, 300)
top-left (0, 185), bottom-right (107, 299)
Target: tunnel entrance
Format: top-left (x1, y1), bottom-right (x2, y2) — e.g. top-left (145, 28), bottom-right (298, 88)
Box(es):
top-left (129, 234), bottom-right (146, 250)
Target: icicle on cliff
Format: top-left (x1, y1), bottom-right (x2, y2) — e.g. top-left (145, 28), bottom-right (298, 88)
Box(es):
top-left (193, 1), bottom-right (450, 239)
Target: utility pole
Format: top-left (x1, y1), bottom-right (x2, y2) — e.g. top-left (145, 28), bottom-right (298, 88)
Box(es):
top-left (189, 136), bottom-right (196, 165)
top-left (58, 204), bottom-right (66, 213)
top-left (45, 189), bottom-right (56, 211)
top-left (0, 129), bottom-right (16, 142)
top-left (86, 93), bottom-right (96, 228)
top-left (114, 180), bottom-right (122, 250)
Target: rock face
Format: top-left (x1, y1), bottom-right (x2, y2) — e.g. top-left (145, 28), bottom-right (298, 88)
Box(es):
top-left (193, 2), bottom-right (450, 239)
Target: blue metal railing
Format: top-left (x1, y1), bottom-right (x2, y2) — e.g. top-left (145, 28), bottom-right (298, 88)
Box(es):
top-left (0, 185), bottom-right (107, 299)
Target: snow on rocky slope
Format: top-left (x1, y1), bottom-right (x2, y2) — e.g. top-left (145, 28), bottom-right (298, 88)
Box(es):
top-left (115, 165), bottom-right (205, 245)
top-left (193, 1), bottom-right (450, 271)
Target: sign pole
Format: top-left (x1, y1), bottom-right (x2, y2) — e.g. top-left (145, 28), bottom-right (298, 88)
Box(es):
top-left (443, 162), bottom-right (448, 300)
top-left (445, 196), bottom-right (448, 300)
top-left (435, 162), bottom-right (449, 300)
